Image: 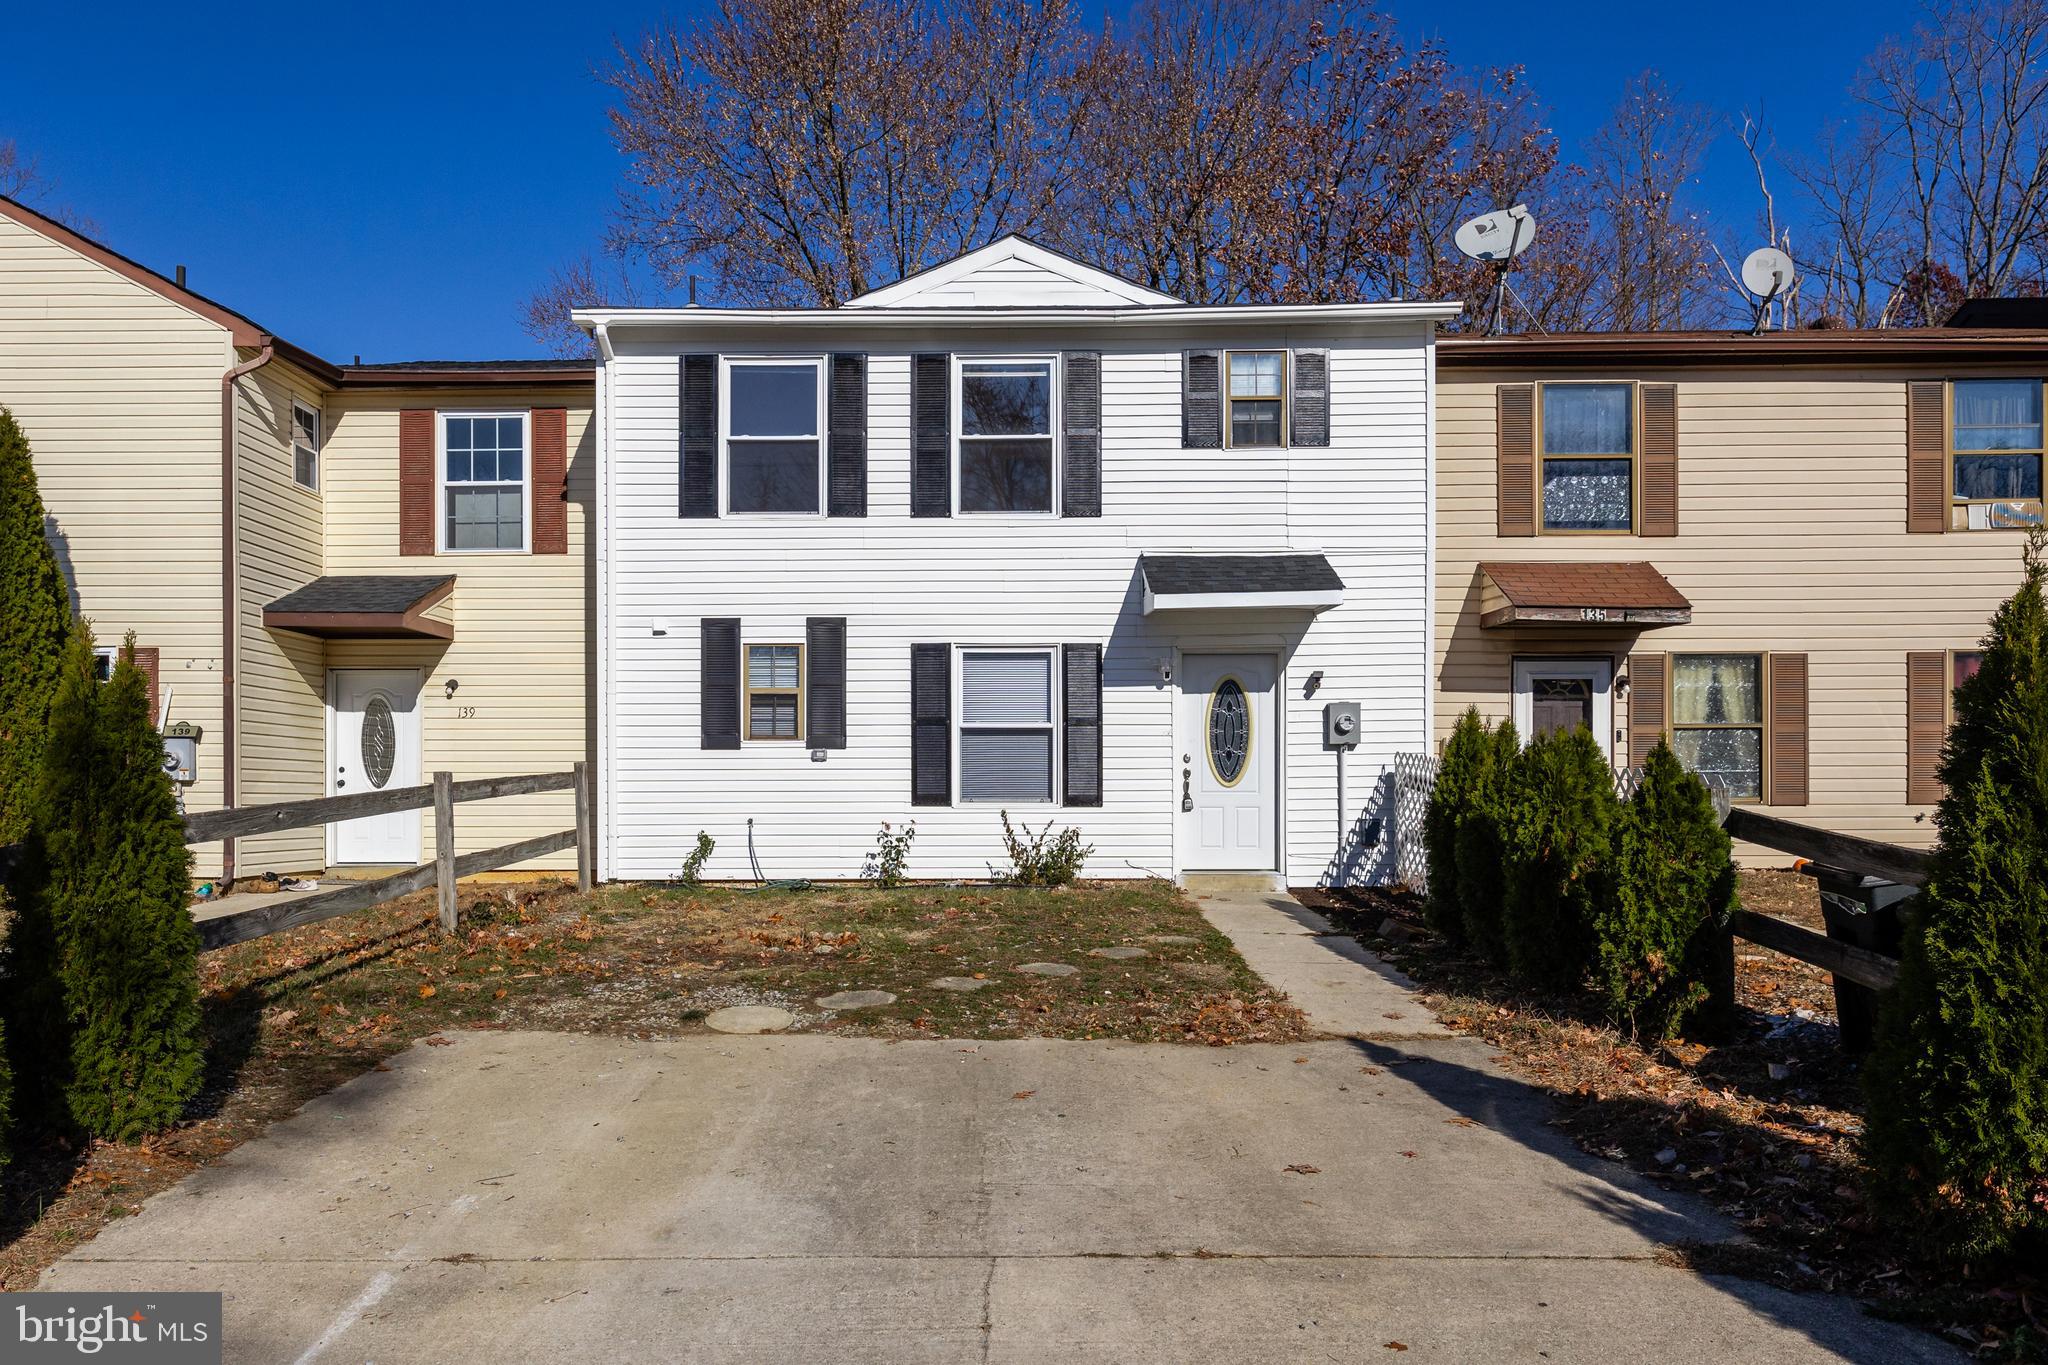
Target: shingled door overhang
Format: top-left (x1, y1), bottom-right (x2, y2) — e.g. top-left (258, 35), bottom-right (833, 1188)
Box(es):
top-left (1477, 562), bottom-right (1690, 629)
top-left (1139, 553), bottom-right (1345, 615)
top-left (263, 575), bottom-right (456, 640)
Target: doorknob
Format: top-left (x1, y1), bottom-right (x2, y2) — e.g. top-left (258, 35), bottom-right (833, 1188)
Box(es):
top-left (1181, 764), bottom-right (1193, 812)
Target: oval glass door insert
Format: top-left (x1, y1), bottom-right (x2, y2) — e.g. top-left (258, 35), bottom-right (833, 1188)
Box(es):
top-left (1207, 678), bottom-right (1250, 786)
top-left (360, 696), bottom-right (396, 789)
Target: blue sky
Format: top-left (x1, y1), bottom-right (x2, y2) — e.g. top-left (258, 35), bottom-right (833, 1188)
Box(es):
top-left (7, 0), bottom-right (1915, 361)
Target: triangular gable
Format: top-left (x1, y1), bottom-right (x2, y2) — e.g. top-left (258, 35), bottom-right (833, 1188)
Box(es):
top-left (844, 235), bottom-right (1182, 309)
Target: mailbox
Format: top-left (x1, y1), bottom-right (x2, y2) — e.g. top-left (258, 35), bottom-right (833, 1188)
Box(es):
top-left (1322, 701), bottom-right (1361, 749)
top-left (161, 720), bottom-right (202, 785)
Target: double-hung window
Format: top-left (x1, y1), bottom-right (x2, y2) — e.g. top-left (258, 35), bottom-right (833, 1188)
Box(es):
top-left (1670, 653), bottom-right (1763, 801)
top-left (725, 358), bottom-right (825, 514)
top-left (1950, 649), bottom-right (1984, 725)
top-left (1539, 383), bottom-right (1635, 532)
top-left (441, 412), bottom-right (528, 551)
top-left (1950, 379), bottom-right (2043, 522)
top-left (957, 648), bottom-right (1056, 802)
top-left (745, 643), bottom-right (804, 740)
top-left (1227, 351), bottom-right (1285, 447)
top-left (957, 358), bottom-right (1056, 514)
top-left (292, 400), bottom-right (321, 491)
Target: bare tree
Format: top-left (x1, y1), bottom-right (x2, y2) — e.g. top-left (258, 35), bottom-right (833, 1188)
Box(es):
top-left (519, 254), bottom-right (646, 358)
top-left (0, 139), bottom-right (47, 201)
top-left (1789, 116), bottom-right (1904, 326)
top-left (1576, 73), bottom-right (1719, 330)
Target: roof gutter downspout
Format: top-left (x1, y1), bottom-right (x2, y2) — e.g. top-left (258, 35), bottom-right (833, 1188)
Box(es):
top-left (219, 336), bottom-right (275, 888)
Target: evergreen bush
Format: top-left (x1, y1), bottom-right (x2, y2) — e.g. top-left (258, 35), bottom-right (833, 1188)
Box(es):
top-left (0, 406), bottom-right (72, 847)
top-left (1866, 531), bottom-right (2048, 1260)
top-left (1500, 725), bottom-right (1619, 993)
top-left (1596, 739), bottom-right (1737, 1041)
top-left (1422, 708), bottom-right (1489, 937)
top-left (1453, 718), bottom-right (1519, 963)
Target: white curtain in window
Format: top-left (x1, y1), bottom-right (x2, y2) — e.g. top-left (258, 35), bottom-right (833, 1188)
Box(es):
top-left (961, 652), bottom-right (1051, 724)
top-left (1672, 655), bottom-right (1761, 726)
top-left (1542, 384), bottom-right (1632, 454)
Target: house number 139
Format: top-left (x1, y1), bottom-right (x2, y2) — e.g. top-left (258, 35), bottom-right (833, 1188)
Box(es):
top-left (456, 706), bottom-right (476, 719)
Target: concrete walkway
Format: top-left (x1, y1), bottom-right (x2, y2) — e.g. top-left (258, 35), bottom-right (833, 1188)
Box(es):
top-left (40, 1030), bottom-right (1953, 1363)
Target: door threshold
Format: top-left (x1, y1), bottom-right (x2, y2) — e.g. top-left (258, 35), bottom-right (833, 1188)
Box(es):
top-left (1180, 871), bottom-right (1286, 895)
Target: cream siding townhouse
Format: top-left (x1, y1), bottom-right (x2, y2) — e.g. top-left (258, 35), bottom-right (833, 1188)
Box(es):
top-left (0, 195), bottom-right (592, 883)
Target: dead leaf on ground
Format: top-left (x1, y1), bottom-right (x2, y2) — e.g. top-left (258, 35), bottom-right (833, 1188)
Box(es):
top-left (1283, 1164), bottom-right (1321, 1175)
top-left (1012, 1090), bottom-right (1036, 1100)
top-left (1383, 1343), bottom-right (1409, 1352)
top-left (417, 985), bottom-right (436, 998)
top-left (1399, 1150), bottom-right (1419, 1159)
top-left (422, 1035), bottom-right (454, 1047)
top-left (1444, 1116), bottom-right (1481, 1128)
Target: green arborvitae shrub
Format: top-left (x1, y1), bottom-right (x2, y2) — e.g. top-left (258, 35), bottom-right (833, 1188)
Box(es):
top-left (1423, 708), bottom-right (1490, 937)
top-left (1597, 739), bottom-right (1738, 1042)
top-left (1501, 725), bottom-right (1619, 993)
top-left (0, 1015), bottom-right (11, 1169)
top-left (1866, 531), bottom-right (2048, 1261)
top-left (35, 627), bottom-right (202, 1140)
top-left (0, 406), bottom-right (72, 848)
top-left (1454, 718), bottom-right (1520, 964)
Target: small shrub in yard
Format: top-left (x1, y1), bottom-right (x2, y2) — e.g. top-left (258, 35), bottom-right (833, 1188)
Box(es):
top-left (0, 405), bottom-right (73, 848)
top-left (999, 812), bottom-right (1093, 886)
top-left (1867, 530), bottom-right (2048, 1261)
top-left (675, 832), bottom-right (715, 885)
top-left (863, 820), bottom-right (915, 888)
top-left (1453, 717), bottom-right (1519, 964)
top-left (1422, 707), bottom-right (1489, 939)
top-left (1501, 724), bottom-right (1618, 993)
top-left (1596, 739), bottom-right (1737, 1042)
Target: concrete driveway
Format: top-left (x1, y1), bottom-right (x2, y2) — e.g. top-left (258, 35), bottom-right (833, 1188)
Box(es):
top-left (39, 1028), bottom-right (1951, 1363)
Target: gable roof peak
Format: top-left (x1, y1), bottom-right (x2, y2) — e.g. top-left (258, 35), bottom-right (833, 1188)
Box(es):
top-left (843, 234), bottom-right (1183, 310)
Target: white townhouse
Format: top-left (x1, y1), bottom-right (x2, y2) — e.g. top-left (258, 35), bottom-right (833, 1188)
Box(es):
top-left (579, 238), bottom-right (1456, 887)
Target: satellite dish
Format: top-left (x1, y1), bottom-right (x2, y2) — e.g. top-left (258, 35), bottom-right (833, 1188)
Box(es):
top-left (1455, 205), bottom-right (1537, 263)
top-left (1741, 246), bottom-right (1796, 298)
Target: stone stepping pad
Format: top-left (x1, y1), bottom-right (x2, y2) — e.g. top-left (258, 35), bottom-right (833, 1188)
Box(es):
top-left (704, 1006), bottom-right (793, 1034)
top-left (1146, 935), bottom-right (1201, 946)
top-left (1015, 962), bottom-right (1079, 977)
top-left (930, 977), bottom-right (993, 992)
top-left (816, 990), bottom-right (897, 1010)
top-left (1090, 946), bottom-right (1149, 960)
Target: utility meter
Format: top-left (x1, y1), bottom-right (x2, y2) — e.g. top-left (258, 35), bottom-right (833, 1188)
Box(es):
top-left (1323, 701), bottom-right (1361, 749)
top-left (161, 721), bottom-right (202, 785)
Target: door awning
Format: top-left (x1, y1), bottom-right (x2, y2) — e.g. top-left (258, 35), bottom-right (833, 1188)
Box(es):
top-left (1477, 562), bottom-right (1689, 629)
top-left (1140, 554), bottom-right (1344, 615)
top-left (264, 575), bottom-right (455, 640)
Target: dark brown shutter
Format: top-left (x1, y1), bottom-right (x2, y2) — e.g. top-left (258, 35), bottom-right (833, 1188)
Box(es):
top-left (124, 643), bottom-right (161, 726)
top-left (827, 354), bottom-right (867, 517)
top-left (1182, 351), bottom-right (1222, 448)
top-left (911, 353), bottom-right (951, 517)
top-left (1290, 348), bottom-right (1330, 447)
top-left (680, 355), bottom-right (718, 518)
top-left (1627, 652), bottom-right (1667, 762)
top-left (1061, 351), bottom-right (1101, 517)
top-left (1639, 382), bottom-right (1678, 537)
top-left (1497, 384), bottom-right (1536, 537)
top-left (531, 407), bottom-right (568, 554)
top-left (1907, 650), bottom-right (1948, 803)
top-left (911, 643), bottom-right (951, 805)
top-left (700, 618), bottom-right (741, 750)
top-left (399, 408), bottom-right (434, 555)
top-left (1907, 380), bottom-right (1947, 533)
top-left (805, 617), bottom-right (847, 750)
top-left (1765, 653), bottom-right (1809, 807)
top-left (1061, 643), bottom-right (1103, 807)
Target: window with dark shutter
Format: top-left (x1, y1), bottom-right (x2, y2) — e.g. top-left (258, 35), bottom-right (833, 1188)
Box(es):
top-left (532, 407), bottom-right (569, 553)
top-left (806, 617), bottom-right (847, 749)
top-left (680, 354), bottom-right (718, 518)
top-left (1496, 384), bottom-right (1536, 536)
top-left (1638, 383), bottom-right (1678, 537)
top-left (1182, 351), bottom-right (1222, 448)
top-left (1627, 652), bottom-right (1666, 763)
top-left (1062, 351), bottom-right (1101, 517)
top-left (399, 408), bottom-right (434, 555)
top-left (1290, 348), bottom-right (1330, 447)
top-left (1906, 650), bottom-right (1947, 802)
top-left (1906, 380), bottom-right (1947, 533)
top-left (1061, 644), bottom-right (1102, 807)
top-left (124, 643), bottom-right (161, 725)
top-left (828, 354), bottom-right (867, 517)
top-left (911, 643), bottom-right (952, 804)
top-left (1765, 653), bottom-right (1809, 807)
top-left (700, 618), bottom-right (741, 749)
top-left (912, 354), bottom-right (951, 517)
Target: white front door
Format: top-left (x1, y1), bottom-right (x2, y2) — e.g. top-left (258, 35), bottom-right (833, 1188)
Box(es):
top-left (1512, 657), bottom-right (1615, 761)
top-left (329, 669), bottom-right (422, 865)
top-left (1179, 653), bottom-right (1277, 871)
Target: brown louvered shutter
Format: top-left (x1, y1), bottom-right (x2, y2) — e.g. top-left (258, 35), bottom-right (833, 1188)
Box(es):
top-left (1765, 653), bottom-right (1809, 807)
top-left (399, 409), bottom-right (435, 555)
top-left (531, 407), bottom-right (568, 554)
top-left (1627, 652), bottom-right (1667, 763)
top-left (1639, 382), bottom-right (1678, 536)
top-left (1497, 384), bottom-right (1536, 536)
top-left (125, 644), bottom-right (161, 726)
top-left (1907, 380), bottom-right (1947, 533)
top-left (1906, 650), bottom-right (1948, 803)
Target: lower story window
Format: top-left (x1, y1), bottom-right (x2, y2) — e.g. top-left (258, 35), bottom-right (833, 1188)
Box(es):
top-left (1670, 653), bottom-right (1763, 801)
top-left (958, 648), bottom-right (1055, 802)
top-left (745, 644), bottom-right (803, 740)
top-left (1950, 648), bottom-right (1984, 725)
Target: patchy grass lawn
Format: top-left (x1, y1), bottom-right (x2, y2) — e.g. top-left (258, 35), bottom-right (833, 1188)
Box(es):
top-left (1, 877), bottom-right (1303, 1290)
top-left (1298, 869), bottom-right (2044, 1361)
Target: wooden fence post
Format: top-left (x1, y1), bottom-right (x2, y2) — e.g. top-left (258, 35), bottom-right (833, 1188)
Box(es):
top-left (434, 770), bottom-right (456, 934)
top-left (574, 759), bottom-right (593, 893)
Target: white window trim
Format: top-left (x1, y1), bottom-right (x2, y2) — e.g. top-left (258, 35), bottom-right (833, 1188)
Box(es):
top-left (1510, 656), bottom-right (1614, 762)
top-left (1223, 349), bottom-right (1289, 450)
top-left (92, 644), bottom-right (118, 682)
top-left (436, 409), bottom-right (531, 554)
top-left (953, 645), bottom-right (1061, 805)
top-left (291, 399), bottom-right (322, 492)
top-left (719, 355), bottom-right (828, 518)
top-left (952, 354), bottom-right (1061, 518)
top-left (741, 639), bottom-right (806, 743)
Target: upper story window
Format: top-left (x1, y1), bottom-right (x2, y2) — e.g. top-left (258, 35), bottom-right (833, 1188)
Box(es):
top-left (1670, 653), bottom-right (1763, 801)
top-left (1539, 382), bottom-right (1634, 533)
top-left (1227, 351), bottom-right (1286, 448)
top-left (292, 400), bottom-right (321, 491)
top-left (957, 647), bottom-right (1057, 802)
top-left (725, 358), bottom-right (824, 514)
top-left (745, 643), bottom-right (804, 740)
top-left (441, 412), bottom-right (528, 552)
top-left (957, 358), bottom-right (1055, 514)
top-left (1950, 379), bottom-right (2043, 520)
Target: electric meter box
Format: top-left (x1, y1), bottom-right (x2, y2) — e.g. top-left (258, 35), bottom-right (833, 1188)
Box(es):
top-left (161, 721), bottom-right (202, 785)
top-left (1323, 701), bottom-right (1361, 749)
